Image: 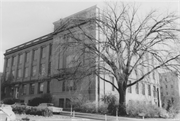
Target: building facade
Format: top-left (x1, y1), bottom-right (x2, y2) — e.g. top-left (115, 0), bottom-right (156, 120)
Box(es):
top-left (2, 6), bottom-right (161, 108)
top-left (98, 55), bottom-right (161, 107)
top-left (160, 72), bottom-right (180, 109)
top-left (0, 72), bottom-right (2, 101)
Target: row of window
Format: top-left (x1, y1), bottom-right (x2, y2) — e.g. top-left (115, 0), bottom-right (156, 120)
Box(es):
top-left (6, 62), bottom-right (51, 80)
top-left (109, 76), bottom-right (158, 97)
top-left (6, 44), bottom-right (52, 68)
top-left (22, 81), bottom-right (50, 95)
top-left (62, 80), bottom-right (77, 92)
top-left (5, 45), bottom-right (52, 80)
top-left (161, 91), bottom-right (175, 97)
top-left (20, 80), bottom-right (76, 96)
top-left (161, 84), bottom-right (174, 89)
top-left (134, 54), bottom-right (156, 80)
top-left (128, 81), bottom-right (157, 97)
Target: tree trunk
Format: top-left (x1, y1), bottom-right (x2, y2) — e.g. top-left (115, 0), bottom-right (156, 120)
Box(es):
top-left (118, 82), bottom-right (127, 116)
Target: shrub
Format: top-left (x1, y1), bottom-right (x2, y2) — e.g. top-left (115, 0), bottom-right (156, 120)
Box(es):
top-left (101, 94), bottom-right (118, 115)
top-left (126, 101), bottom-right (169, 118)
top-left (41, 108), bottom-right (53, 117)
top-left (167, 106), bottom-right (179, 118)
top-left (12, 105), bottom-right (26, 114)
top-left (3, 98), bottom-right (16, 105)
top-left (81, 101), bottom-right (96, 113)
top-left (73, 101), bottom-right (96, 113)
top-left (73, 101), bottom-right (108, 114)
top-left (3, 98), bottom-right (23, 105)
top-left (98, 102), bottom-right (108, 114)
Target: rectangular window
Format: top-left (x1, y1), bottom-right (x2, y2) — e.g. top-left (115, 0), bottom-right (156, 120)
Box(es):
top-left (11, 71), bottom-right (15, 78)
top-left (66, 98), bottom-right (71, 108)
top-left (141, 57), bottom-right (144, 76)
top-left (128, 81), bottom-right (132, 93)
top-left (19, 54), bottom-right (23, 64)
top-left (59, 98), bottom-right (64, 108)
top-left (25, 52), bottom-right (30, 62)
top-left (66, 80), bottom-right (76, 91)
top-left (73, 81), bottom-right (77, 90)
top-left (6, 58), bottom-right (10, 67)
top-left (24, 67), bottom-right (29, 78)
top-left (62, 81), bottom-right (65, 91)
top-left (41, 47), bottom-right (46, 58)
top-left (12, 57), bottom-right (15, 66)
top-left (49, 44), bottom-right (52, 57)
top-left (142, 83), bottom-right (145, 95)
top-left (153, 86), bottom-right (156, 97)
top-left (40, 64), bottom-right (45, 75)
top-left (66, 54), bottom-right (79, 68)
top-left (33, 49), bottom-right (38, 61)
top-left (32, 66), bottom-right (37, 77)
top-left (48, 62), bottom-right (51, 75)
top-left (17, 69), bottom-right (22, 78)
top-left (152, 56), bottom-right (155, 79)
top-left (110, 76), bottom-right (115, 91)
top-left (5, 71), bottom-right (9, 80)
top-left (135, 83), bottom-right (139, 94)
top-left (135, 66), bottom-right (138, 77)
top-left (148, 84), bottom-right (151, 96)
top-left (13, 56), bottom-right (17, 66)
top-left (22, 85), bottom-right (27, 95)
top-left (47, 81), bottom-right (50, 93)
top-left (38, 82), bottom-right (44, 93)
top-left (29, 83), bottom-right (35, 94)
top-left (153, 72), bottom-right (155, 79)
top-left (146, 54), bottom-right (150, 75)
top-left (68, 80), bottom-right (73, 91)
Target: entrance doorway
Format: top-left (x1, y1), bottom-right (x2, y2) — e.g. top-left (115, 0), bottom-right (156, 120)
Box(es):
top-left (59, 98), bottom-right (64, 108)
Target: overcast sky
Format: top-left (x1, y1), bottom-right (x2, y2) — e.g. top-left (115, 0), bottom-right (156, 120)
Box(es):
top-left (0, 0), bottom-right (179, 72)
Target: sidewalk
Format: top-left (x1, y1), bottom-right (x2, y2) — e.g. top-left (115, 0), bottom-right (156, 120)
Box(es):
top-left (106, 115), bottom-right (180, 121)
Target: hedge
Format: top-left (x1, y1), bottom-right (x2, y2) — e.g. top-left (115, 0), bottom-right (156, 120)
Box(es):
top-left (12, 105), bottom-right (53, 117)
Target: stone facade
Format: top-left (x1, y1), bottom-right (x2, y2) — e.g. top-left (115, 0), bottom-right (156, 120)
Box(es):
top-left (160, 72), bottom-right (180, 109)
top-left (2, 6), bottom-right (161, 109)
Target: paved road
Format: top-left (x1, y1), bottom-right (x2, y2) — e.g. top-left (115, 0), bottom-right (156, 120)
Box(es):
top-left (37, 117), bottom-right (180, 121)
top-left (35, 118), bottom-right (180, 121)
top-left (16, 114), bottom-right (180, 121)
top-left (107, 117), bottom-right (180, 121)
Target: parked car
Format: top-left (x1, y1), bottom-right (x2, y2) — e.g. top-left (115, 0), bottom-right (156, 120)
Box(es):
top-left (0, 104), bottom-right (16, 121)
top-left (38, 103), bottom-right (63, 113)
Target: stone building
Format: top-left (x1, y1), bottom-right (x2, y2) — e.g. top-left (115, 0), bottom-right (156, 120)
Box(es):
top-left (2, 6), bottom-right (161, 108)
top-left (0, 72), bottom-right (2, 101)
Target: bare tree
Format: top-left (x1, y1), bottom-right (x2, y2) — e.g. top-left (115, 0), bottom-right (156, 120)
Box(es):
top-left (53, 2), bottom-right (180, 115)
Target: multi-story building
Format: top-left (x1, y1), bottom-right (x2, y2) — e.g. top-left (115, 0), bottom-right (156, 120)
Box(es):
top-left (160, 72), bottom-right (180, 109)
top-left (2, 6), bottom-right (161, 108)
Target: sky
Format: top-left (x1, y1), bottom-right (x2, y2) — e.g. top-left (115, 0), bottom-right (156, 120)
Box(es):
top-left (0, 0), bottom-right (179, 72)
